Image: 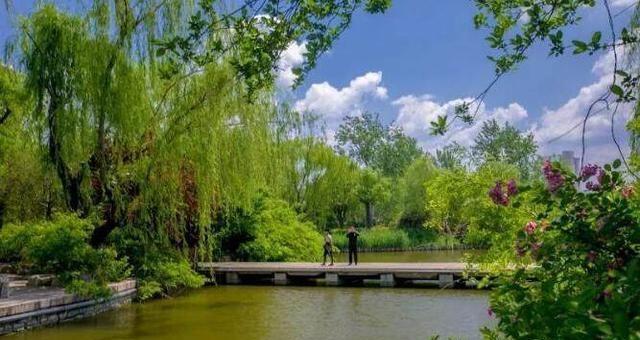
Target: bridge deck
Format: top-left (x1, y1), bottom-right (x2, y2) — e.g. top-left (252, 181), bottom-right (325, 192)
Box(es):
top-left (199, 262), bottom-right (469, 274)
top-left (197, 262), bottom-right (478, 288)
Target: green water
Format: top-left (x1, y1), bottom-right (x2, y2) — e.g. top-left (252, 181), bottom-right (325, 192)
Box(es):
top-left (12, 251), bottom-right (492, 340)
top-left (15, 286), bottom-right (491, 340)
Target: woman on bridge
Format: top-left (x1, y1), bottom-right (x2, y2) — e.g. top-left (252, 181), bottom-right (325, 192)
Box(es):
top-left (322, 230), bottom-right (334, 266)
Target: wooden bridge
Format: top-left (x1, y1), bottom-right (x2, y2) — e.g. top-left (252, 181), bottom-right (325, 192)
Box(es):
top-left (197, 262), bottom-right (482, 288)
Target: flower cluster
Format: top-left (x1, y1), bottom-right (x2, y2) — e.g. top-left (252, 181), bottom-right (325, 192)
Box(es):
top-left (585, 181), bottom-right (601, 191)
top-left (524, 221), bottom-right (537, 235)
top-left (580, 163), bottom-right (599, 179)
top-left (506, 179), bottom-right (518, 196)
top-left (542, 160), bottom-right (564, 193)
top-left (580, 163), bottom-right (604, 192)
top-left (490, 160), bottom-right (640, 338)
top-left (488, 179), bottom-right (518, 206)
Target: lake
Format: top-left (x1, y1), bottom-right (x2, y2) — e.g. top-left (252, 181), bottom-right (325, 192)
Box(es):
top-left (13, 251), bottom-right (493, 340)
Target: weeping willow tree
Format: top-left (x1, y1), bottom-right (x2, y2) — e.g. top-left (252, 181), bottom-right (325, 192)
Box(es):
top-left (0, 64), bottom-right (59, 227)
top-left (0, 1), bottom-right (393, 288)
top-left (14, 3), bottom-right (278, 265)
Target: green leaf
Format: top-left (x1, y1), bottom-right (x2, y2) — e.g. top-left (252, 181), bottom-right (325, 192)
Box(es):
top-left (612, 159), bottom-right (622, 169)
top-left (572, 40), bottom-right (588, 54)
top-left (610, 84), bottom-right (624, 97)
top-left (591, 31), bottom-right (601, 45)
top-left (615, 70), bottom-right (629, 78)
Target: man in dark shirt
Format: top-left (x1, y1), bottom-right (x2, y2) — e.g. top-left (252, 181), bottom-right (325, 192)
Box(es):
top-left (346, 226), bottom-right (360, 266)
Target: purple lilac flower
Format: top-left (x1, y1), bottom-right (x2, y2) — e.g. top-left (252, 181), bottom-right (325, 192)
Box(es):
top-left (580, 164), bottom-right (600, 180)
top-left (596, 169), bottom-right (605, 186)
top-left (489, 181), bottom-right (509, 206)
top-left (586, 181), bottom-right (601, 191)
top-left (542, 160), bottom-right (565, 193)
top-left (507, 179), bottom-right (518, 196)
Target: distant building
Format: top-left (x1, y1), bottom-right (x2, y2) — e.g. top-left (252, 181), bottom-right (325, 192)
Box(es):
top-left (547, 150), bottom-right (580, 174)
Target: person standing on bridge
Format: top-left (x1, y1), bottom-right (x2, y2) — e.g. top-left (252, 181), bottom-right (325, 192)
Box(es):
top-left (322, 230), bottom-right (334, 266)
top-left (346, 226), bottom-right (360, 266)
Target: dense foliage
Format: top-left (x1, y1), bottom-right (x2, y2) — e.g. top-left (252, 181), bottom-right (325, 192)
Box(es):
top-left (472, 120), bottom-right (539, 180)
top-left (484, 160), bottom-right (640, 338)
top-left (3, 8), bottom-right (640, 340)
top-left (237, 198), bottom-right (323, 262)
top-left (0, 214), bottom-right (130, 298)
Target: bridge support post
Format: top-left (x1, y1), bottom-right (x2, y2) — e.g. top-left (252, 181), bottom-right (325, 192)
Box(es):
top-left (225, 272), bottom-right (240, 284)
top-left (274, 273), bottom-right (289, 285)
top-left (325, 273), bottom-right (341, 286)
top-left (0, 275), bottom-right (10, 298)
top-left (380, 273), bottom-right (395, 287)
top-left (438, 274), bottom-right (454, 288)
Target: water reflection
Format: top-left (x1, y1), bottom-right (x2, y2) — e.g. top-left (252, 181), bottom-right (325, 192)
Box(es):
top-left (16, 285), bottom-right (491, 340)
top-left (14, 251), bottom-right (491, 340)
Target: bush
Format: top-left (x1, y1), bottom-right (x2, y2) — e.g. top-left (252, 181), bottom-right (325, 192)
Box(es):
top-left (484, 160), bottom-right (640, 338)
top-left (238, 198), bottom-right (323, 261)
top-left (333, 227), bottom-right (410, 250)
top-left (0, 214), bottom-right (130, 298)
top-left (0, 222), bottom-right (43, 263)
top-left (135, 258), bottom-right (204, 300)
top-left (109, 226), bottom-right (204, 300)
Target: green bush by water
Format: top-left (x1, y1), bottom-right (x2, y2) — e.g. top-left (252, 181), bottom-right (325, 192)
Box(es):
top-left (359, 227), bottom-right (410, 249)
top-left (0, 214), bottom-right (130, 298)
top-left (109, 226), bottom-right (205, 301)
top-left (332, 227), bottom-right (461, 251)
top-left (238, 198), bottom-right (323, 262)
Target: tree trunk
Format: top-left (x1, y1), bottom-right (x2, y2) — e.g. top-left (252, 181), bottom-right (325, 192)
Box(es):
top-left (365, 201), bottom-right (374, 227)
top-left (334, 204), bottom-right (347, 227)
top-left (47, 98), bottom-right (85, 213)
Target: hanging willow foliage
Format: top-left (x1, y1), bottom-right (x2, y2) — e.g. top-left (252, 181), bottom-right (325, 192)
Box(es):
top-left (2, 0), bottom-right (393, 267)
top-left (15, 4), bottom-right (282, 263)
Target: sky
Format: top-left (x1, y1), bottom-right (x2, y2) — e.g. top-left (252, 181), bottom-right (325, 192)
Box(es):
top-left (1, 0), bottom-right (638, 165)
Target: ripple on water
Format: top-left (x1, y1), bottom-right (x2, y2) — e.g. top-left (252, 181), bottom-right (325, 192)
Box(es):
top-left (13, 285), bottom-right (493, 340)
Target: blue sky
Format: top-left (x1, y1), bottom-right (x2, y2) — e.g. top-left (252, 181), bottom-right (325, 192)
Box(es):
top-left (2, 0), bottom-right (637, 164)
top-left (286, 0), bottom-right (637, 164)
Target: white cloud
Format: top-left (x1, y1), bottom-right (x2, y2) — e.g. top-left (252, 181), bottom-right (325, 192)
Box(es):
top-left (611, 0), bottom-right (637, 8)
top-left (294, 71), bottom-right (388, 121)
top-left (534, 49), bottom-right (632, 165)
top-left (276, 41), bottom-right (307, 89)
top-left (289, 39), bottom-right (633, 166)
top-left (390, 46), bottom-right (633, 165)
top-left (392, 95), bottom-right (528, 151)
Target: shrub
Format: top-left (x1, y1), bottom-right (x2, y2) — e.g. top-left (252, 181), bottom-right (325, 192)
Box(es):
top-left (109, 226), bottom-right (204, 300)
top-left (238, 198), bottom-right (323, 261)
top-left (0, 213), bottom-right (130, 298)
top-left (484, 160), bottom-right (640, 338)
top-left (333, 227), bottom-right (410, 250)
top-left (135, 258), bottom-right (204, 300)
top-left (0, 222), bottom-right (43, 263)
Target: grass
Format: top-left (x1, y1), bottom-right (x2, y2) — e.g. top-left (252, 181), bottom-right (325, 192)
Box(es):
top-left (332, 227), bottom-right (465, 252)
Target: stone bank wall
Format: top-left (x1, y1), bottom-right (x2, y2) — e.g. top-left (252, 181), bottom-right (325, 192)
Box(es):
top-left (0, 279), bottom-right (136, 335)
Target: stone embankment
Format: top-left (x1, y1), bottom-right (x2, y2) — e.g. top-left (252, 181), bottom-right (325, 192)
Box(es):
top-left (0, 278), bottom-right (136, 335)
